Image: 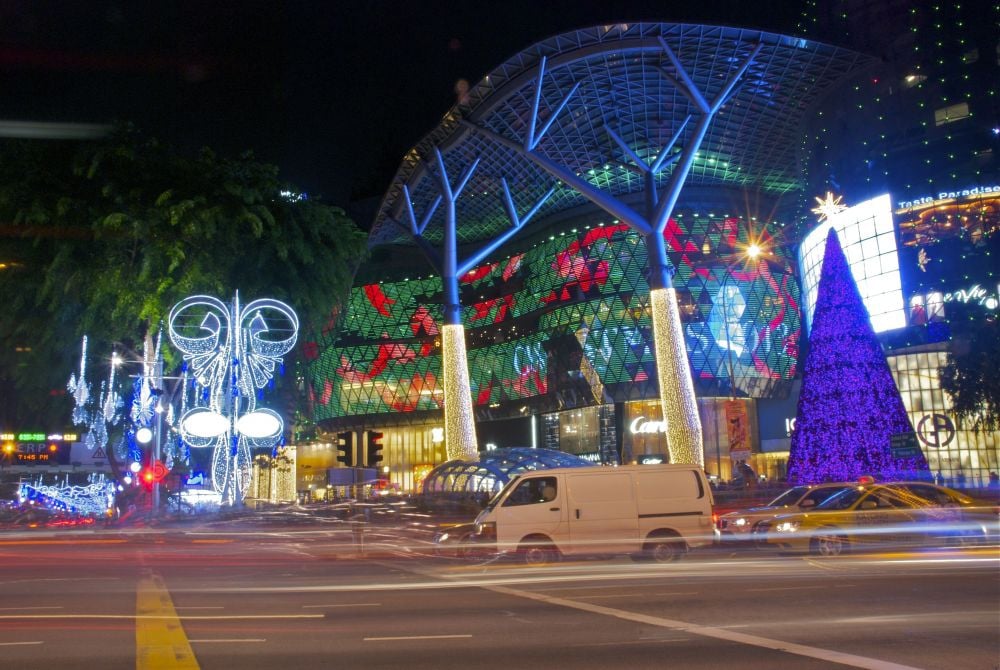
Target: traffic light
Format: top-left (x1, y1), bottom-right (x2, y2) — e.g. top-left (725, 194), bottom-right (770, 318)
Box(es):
top-left (336, 431), bottom-right (355, 466)
top-left (366, 430), bottom-right (384, 467)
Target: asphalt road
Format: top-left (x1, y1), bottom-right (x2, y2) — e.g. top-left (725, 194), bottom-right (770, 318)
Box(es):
top-left (0, 519), bottom-right (996, 670)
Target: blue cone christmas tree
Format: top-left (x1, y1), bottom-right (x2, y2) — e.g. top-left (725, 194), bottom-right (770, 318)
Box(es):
top-left (787, 228), bottom-right (929, 483)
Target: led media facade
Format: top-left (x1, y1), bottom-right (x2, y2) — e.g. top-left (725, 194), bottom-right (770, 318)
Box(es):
top-left (799, 194), bottom-right (906, 333)
top-left (309, 216), bottom-right (801, 423)
top-left (894, 186), bottom-right (1000, 326)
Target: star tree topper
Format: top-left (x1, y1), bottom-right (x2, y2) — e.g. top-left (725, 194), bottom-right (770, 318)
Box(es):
top-left (811, 191), bottom-right (848, 223)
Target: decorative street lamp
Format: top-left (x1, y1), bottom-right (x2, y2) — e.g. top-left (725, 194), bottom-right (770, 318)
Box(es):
top-left (168, 292), bottom-right (298, 505)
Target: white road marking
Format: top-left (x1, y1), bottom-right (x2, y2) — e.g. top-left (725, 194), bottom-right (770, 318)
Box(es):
top-left (483, 583), bottom-right (925, 670)
top-left (189, 639), bottom-right (266, 643)
top-left (364, 634), bottom-right (472, 641)
top-left (0, 606), bottom-right (63, 611)
top-left (745, 585), bottom-right (826, 592)
top-left (302, 603), bottom-right (382, 609)
top-left (577, 591), bottom-right (699, 599)
top-left (0, 641), bottom-right (43, 646)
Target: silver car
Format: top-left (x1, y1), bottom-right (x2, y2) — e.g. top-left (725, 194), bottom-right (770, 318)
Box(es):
top-left (716, 482), bottom-right (855, 545)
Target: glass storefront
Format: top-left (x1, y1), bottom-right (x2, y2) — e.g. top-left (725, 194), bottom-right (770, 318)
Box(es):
top-left (888, 348), bottom-right (999, 488)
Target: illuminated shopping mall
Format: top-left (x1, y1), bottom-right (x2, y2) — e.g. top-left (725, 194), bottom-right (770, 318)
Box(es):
top-left (302, 9), bottom-right (998, 497)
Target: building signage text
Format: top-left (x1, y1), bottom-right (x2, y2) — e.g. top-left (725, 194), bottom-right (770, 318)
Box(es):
top-left (896, 184), bottom-right (1000, 210)
top-left (629, 416), bottom-right (667, 434)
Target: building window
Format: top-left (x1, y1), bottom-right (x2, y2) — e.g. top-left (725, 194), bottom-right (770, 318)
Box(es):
top-left (934, 102), bottom-right (970, 127)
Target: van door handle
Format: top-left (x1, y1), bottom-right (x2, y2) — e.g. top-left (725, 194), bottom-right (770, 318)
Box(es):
top-left (575, 509), bottom-right (580, 519)
top-left (549, 507), bottom-right (560, 512)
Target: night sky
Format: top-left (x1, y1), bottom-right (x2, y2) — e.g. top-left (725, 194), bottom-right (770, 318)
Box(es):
top-left (0, 1), bottom-right (803, 220)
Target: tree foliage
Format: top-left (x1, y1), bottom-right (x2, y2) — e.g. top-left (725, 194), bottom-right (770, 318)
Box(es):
top-left (0, 126), bottom-right (369, 425)
top-left (939, 308), bottom-right (1000, 433)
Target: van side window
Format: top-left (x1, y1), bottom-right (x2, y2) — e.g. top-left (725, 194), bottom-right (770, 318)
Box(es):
top-left (503, 476), bottom-right (558, 506)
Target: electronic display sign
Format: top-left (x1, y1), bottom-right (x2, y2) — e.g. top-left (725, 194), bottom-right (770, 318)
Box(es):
top-left (1, 432), bottom-right (77, 465)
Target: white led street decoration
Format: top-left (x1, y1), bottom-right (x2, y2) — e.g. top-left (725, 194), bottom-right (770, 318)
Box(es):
top-left (19, 474), bottom-right (116, 517)
top-left (67, 335), bottom-right (123, 454)
top-left (168, 292), bottom-right (298, 504)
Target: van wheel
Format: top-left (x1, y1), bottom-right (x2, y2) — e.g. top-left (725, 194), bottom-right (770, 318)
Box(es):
top-left (811, 529), bottom-right (846, 557)
top-left (519, 538), bottom-right (558, 566)
top-left (645, 534), bottom-right (685, 563)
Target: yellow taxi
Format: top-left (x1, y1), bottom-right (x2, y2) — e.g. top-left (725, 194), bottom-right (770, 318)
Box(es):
top-left (760, 481), bottom-right (993, 556)
top-left (715, 482), bottom-right (856, 545)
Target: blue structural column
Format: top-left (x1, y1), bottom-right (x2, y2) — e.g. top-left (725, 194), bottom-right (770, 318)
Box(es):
top-left (466, 39), bottom-right (761, 466)
top-left (398, 149), bottom-right (554, 462)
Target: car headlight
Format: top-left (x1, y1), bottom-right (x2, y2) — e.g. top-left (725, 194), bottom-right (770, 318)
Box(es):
top-left (732, 517), bottom-right (748, 527)
top-left (474, 521), bottom-right (496, 540)
top-left (775, 521), bottom-right (800, 533)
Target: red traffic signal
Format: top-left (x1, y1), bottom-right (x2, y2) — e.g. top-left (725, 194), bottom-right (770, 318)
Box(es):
top-left (140, 460), bottom-right (169, 489)
top-left (365, 430), bottom-right (384, 467)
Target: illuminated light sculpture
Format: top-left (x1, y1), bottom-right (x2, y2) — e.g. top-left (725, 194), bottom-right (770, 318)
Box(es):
top-left (787, 229), bottom-right (929, 483)
top-left (67, 336), bottom-right (123, 454)
top-left (465, 39), bottom-right (762, 465)
top-left (19, 474), bottom-right (116, 517)
top-left (810, 191), bottom-right (848, 222)
top-left (395, 149), bottom-right (554, 461)
top-left (67, 336), bottom-right (91, 426)
top-left (168, 292), bottom-right (298, 504)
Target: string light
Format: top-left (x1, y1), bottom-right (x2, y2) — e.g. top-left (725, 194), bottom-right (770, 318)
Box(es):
top-left (168, 292), bottom-right (298, 503)
top-left (788, 229), bottom-right (929, 483)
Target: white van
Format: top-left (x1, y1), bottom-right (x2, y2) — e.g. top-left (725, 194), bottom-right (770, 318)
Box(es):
top-left (472, 464), bottom-right (714, 564)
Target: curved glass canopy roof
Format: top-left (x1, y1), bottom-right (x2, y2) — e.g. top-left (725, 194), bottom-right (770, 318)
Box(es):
top-left (370, 22), bottom-right (873, 249)
top-left (421, 447), bottom-right (595, 495)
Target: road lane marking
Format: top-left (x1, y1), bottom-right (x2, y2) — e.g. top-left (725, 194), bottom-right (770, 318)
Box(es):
top-left (173, 607), bottom-right (224, 611)
top-left (189, 639), bottom-right (266, 643)
top-left (0, 606), bottom-right (63, 611)
top-left (302, 603), bottom-right (382, 609)
top-left (745, 585), bottom-right (826, 592)
top-left (0, 539), bottom-right (127, 546)
top-left (0, 614), bottom-right (323, 620)
top-left (136, 571), bottom-right (199, 670)
top-left (3, 577), bottom-right (120, 585)
top-left (577, 591), bottom-right (699, 599)
top-left (363, 634), bottom-right (472, 641)
top-left (482, 582), bottom-right (923, 670)
top-left (0, 641), bottom-right (43, 646)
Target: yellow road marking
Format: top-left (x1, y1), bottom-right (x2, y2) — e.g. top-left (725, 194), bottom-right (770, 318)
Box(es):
top-left (136, 571), bottom-right (199, 669)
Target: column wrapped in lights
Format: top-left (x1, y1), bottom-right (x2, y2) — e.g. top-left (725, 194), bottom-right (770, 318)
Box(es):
top-left (442, 324), bottom-right (477, 461)
top-left (465, 40), bottom-right (760, 465)
top-left (397, 148), bottom-right (553, 462)
top-left (650, 287), bottom-right (704, 466)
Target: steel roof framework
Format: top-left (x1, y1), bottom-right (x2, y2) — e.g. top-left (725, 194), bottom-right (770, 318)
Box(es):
top-left (366, 23), bottom-right (871, 465)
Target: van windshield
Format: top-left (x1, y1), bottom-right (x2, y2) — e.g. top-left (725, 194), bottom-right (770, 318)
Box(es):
top-left (483, 475), bottom-right (520, 512)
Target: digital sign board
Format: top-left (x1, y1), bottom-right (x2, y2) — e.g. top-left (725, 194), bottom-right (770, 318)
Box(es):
top-left (1, 432), bottom-right (77, 465)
